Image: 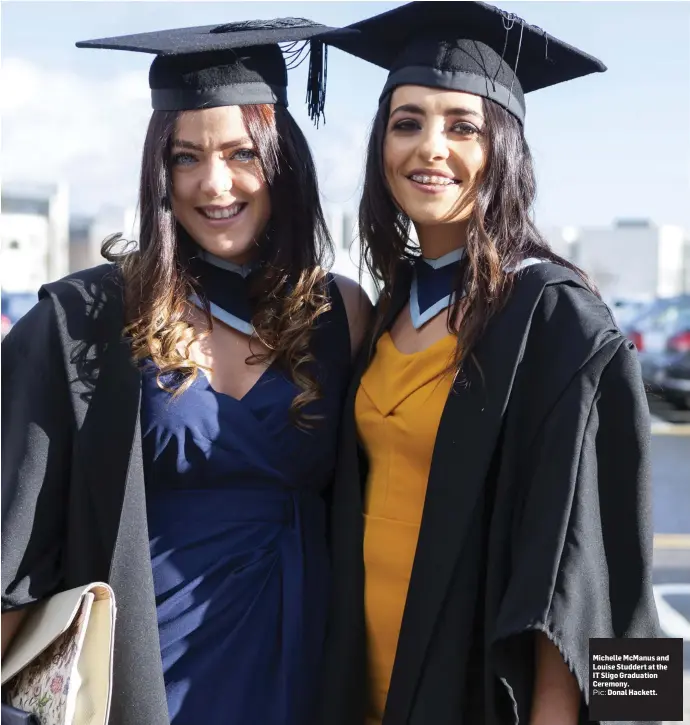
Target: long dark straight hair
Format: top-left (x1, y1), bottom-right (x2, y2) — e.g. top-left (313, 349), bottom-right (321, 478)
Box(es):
top-left (359, 93), bottom-right (597, 368)
top-left (103, 103), bottom-right (334, 420)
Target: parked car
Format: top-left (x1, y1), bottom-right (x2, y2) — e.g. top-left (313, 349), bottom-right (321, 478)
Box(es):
top-left (1, 291), bottom-right (38, 340)
top-left (1, 312), bottom-right (12, 339)
top-left (656, 351), bottom-right (690, 409)
top-left (622, 294), bottom-right (690, 391)
top-left (606, 297), bottom-right (652, 329)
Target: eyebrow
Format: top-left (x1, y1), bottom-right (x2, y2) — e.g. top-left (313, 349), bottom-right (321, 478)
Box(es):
top-left (172, 137), bottom-right (253, 152)
top-left (390, 103), bottom-right (484, 121)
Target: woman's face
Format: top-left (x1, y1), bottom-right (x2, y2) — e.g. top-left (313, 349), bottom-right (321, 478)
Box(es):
top-left (383, 86), bottom-right (488, 228)
top-left (171, 105), bottom-right (271, 264)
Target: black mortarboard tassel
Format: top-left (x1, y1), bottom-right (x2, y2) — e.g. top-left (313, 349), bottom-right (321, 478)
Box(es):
top-left (307, 40), bottom-right (328, 127)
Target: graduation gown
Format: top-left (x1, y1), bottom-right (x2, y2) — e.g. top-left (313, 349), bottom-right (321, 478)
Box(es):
top-left (2, 264), bottom-right (170, 725)
top-left (317, 261), bottom-right (660, 725)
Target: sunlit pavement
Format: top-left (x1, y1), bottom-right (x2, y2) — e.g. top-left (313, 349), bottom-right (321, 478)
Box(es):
top-left (649, 395), bottom-right (690, 723)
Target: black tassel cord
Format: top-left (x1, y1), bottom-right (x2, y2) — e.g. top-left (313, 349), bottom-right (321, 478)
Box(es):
top-left (283, 38), bottom-right (328, 127)
top-left (307, 40), bottom-right (328, 127)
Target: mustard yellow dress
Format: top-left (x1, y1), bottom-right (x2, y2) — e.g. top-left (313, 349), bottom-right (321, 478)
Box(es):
top-left (355, 330), bottom-right (457, 724)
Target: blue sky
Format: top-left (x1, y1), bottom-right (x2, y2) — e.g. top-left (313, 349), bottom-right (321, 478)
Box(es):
top-left (2, 1), bottom-right (689, 229)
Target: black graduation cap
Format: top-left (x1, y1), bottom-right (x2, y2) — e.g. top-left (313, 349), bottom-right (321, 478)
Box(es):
top-left (76, 18), bottom-right (351, 124)
top-left (321, 1), bottom-right (606, 124)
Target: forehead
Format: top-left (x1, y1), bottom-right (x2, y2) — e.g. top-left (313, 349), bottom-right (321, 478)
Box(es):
top-left (389, 85), bottom-right (485, 116)
top-left (174, 105), bottom-right (248, 141)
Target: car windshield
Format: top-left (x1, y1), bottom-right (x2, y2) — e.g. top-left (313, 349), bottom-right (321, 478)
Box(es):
top-left (630, 297), bottom-right (690, 332)
top-left (672, 305), bottom-right (690, 332)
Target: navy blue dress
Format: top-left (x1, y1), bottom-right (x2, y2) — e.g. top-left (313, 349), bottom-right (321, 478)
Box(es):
top-left (140, 279), bottom-right (350, 725)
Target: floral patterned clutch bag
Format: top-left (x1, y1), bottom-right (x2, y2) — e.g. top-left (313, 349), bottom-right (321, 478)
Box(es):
top-left (1, 583), bottom-right (115, 725)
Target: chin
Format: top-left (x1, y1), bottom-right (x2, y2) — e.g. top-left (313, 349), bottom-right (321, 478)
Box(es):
top-left (395, 192), bottom-right (464, 225)
top-left (406, 205), bottom-right (464, 227)
top-left (197, 235), bottom-right (258, 262)
top-left (178, 212), bottom-right (265, 263)
top-left (401, 199), bottom-right (472, 224)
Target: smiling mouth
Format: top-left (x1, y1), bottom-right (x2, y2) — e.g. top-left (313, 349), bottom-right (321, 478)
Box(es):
top-left (197, 202), bottom-right (247, 220)
top-left (408, 174), bottom-right (459, 186)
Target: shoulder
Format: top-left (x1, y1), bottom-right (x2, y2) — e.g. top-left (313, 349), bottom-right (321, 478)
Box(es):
top-left (2, 295), bottom-right (59, 359)
top-left (512, 261), bottom-right (619, 348)
top-left (2, 294), bottom-right (72, 403)
top-left (332, 273), bottom-right (374, 359)
top-left (4, 263), bottom-right (124, 361)
top-left (41, 262), bottom-right (124, 336)
top-left (497, 265), bottom-right (645, 453)
top-left (487, 261), bottom-right (621, 369)
top-left (502, 262), bottom-right (633, 410)
top-left (39, 263), bottom-right (122, 310)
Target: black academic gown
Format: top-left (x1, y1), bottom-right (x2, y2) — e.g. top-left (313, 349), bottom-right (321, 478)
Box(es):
top-left (2, 265), bottom-right (169, 725)
top-left (318, 261), bottom-right (661, 725)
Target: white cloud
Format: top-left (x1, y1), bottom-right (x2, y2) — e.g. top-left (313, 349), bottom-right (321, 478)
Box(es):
top-left (112, 71), bottom-right (153, 104)
top-left (1, 59), bottom-right (41, 113)
top-left (1, 59), bottom-right (152, 215)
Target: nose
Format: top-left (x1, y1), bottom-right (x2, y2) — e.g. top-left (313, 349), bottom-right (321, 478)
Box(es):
top-left (417, 124), bottom-right (450, 162)
top-left (199, 157), bottom-right (232, 197)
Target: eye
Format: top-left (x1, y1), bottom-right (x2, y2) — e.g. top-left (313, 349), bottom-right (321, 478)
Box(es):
top-left (451, 121), bottom-right (481, 136)
top-left (390, 118), bottom-right (421, 132)
top-left (171, 152), bottom-right (197, 166)
top-left (231, 148), bottom-right (258, 162)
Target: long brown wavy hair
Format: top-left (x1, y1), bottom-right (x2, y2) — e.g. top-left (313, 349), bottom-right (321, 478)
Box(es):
top-left (359, 93), bottom-right (598, 369)
top-left (103, 104), bottom-right (333, 422)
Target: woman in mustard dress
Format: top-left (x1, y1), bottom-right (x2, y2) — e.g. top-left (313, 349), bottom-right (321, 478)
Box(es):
top-left (318, 3), bottom-right (661, 725)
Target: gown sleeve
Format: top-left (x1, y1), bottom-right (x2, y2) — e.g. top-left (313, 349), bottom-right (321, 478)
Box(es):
top-left (491, 336), bottom-right (661, 724)
top-left (1, 297), bottom-right (74, 611)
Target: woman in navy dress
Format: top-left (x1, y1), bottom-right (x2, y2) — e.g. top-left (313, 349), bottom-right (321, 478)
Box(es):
top-left (1, 19), bottom-right (371, 725)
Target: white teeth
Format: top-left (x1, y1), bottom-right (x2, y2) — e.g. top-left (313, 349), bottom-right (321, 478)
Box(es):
top-left (202, 204), bottom-right (243, 219)
top-left (410, 174), bottom-right (456, 186)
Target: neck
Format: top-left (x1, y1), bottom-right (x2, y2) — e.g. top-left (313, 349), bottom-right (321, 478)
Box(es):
top-left (415, 220), bottom-right (468, 260)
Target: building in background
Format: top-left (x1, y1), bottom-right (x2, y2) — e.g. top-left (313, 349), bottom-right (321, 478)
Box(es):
top-left (70, 206), bottom-right (139, 271)
top-left (1, 182), bottom-right (69, 293)
top-left (324, 204), bottom-right (377, 301)
top-left (3, 180), bottom-right (689, 315)
top-left (68, 214), bottom-right (95, 273)
top-left (541, 226), bottom-right (579, 261)
top-left (573, 220), bottom-right (686, 301)
top-left (542, 220), bottom-right (689, 302)
top-left (70, 204), bottom-right (139, 272)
